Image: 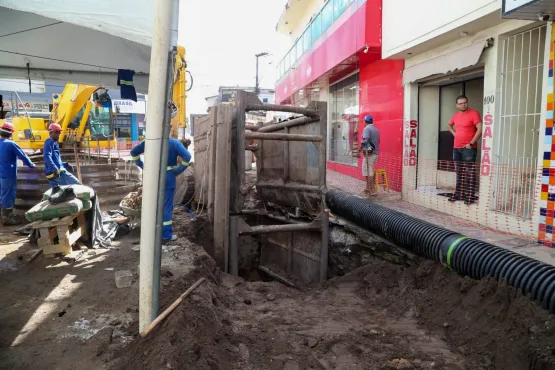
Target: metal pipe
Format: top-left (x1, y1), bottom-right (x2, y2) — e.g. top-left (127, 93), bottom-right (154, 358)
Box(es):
top-left (139, 0), bottom-right (174, 334)
top-left (245, 124), bottom-right (259, 131)
top-left (151, 0), bottom-right (180, 319)
top-left (258, 116), bottom-right (318, 133)
top-left (230, 216), bottom-right (239, 276)
top-left (283, 127), bottom-right (289, 181)
top-left (318, 141), bottom-right (326, 187)
top-left (267, 214), bottom-right (304, 224)
top-left (245, 132), bottom-right (323, 142)
top-left (320, 211), bottom-right (329, 284)
top-left (256, 182), bottom-right (327, 193)
top-left (151, 49), bottom-right (175, 319)
top-left (245, 103), bottom-right (319, 118)
top-left (239, 222), bottom-right (319, 235)
top-left (14, 91), bottom-right (33, 138)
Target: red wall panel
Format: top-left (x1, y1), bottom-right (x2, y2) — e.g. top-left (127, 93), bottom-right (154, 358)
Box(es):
top-left (276, 0), bottom-right (381, 104)
top-left (328, 58), bottom-right (404, 192)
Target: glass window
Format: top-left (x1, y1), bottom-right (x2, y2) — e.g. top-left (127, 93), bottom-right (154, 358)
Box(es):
top-left (329, 73), bottom-right (359, 166)
top-left (333, 0), bottom-right (349, 20)
top-left (290, 47), bottom-right (296, 66)
top-left (321, 1), bottom-right (333, 33)
top-left (284, 52), bottom-right (290, 71)
top-left (312, 14), bottom-right (321, 42)
top-left (296, 37), bottom-right (303, 59)
top-left (303, 26), bottom-right (311, 52)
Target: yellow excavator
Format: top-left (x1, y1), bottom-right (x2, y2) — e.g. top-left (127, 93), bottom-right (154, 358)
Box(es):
top-left (3, 46), bottom-right (189, 152)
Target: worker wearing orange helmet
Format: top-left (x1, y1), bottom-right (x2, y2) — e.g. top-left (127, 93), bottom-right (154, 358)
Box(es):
top-left (44, 123), bottom-right (80, 188)
top-left (0, 122), bottom-right (36, 225)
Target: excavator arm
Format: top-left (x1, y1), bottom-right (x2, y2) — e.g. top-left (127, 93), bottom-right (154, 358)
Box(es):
top-left (170, 45), bottom-right (188, 139)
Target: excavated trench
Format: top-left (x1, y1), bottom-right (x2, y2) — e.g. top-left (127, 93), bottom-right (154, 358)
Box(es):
top-left (108, 171), bottom-right (555, 370)
top-left (115, 209), bottom-right (555, 370)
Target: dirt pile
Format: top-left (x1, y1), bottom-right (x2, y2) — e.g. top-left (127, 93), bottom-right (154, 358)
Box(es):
top-left (113, 239), bottom-right (555, 370)
top-left (350, 259), bottom-right (555, 370)
top-left (120, 187), bottom-right (142, 210)
top-left (114, 252), bottom-right (239, 370)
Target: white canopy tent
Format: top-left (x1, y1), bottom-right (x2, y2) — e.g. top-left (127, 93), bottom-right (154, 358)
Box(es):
top-left (0, 0), bottom-right (156, 92)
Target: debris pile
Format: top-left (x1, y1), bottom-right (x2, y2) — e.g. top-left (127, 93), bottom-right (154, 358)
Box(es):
top-left (121, 187), bottom-right (142, 210)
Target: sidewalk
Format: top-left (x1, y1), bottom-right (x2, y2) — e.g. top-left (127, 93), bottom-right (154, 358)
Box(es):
top-left (326, 169), bottom-right (555, 266)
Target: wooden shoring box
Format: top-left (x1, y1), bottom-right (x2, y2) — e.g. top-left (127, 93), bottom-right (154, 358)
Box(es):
top-left (31, 212), bottom-right (88, 258)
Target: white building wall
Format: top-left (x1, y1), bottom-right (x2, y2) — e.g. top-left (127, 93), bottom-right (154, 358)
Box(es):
top-left (382, 0), bottom-right (500, 58)
top-left (402, 19), bottom-right (551, 237)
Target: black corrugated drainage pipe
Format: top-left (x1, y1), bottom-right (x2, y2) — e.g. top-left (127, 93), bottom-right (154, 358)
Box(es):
top-left (326, 189), bottom-right (555, 313)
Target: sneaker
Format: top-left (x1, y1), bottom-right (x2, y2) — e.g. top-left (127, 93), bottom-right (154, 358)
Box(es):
top-left (164, 235), bottom-right (178, 242)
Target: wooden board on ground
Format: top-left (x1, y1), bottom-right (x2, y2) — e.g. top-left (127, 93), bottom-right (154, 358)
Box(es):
top-left (31, 212), bottom-right (88, 258)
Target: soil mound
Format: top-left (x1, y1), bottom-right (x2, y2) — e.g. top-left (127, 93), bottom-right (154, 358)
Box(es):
top-left (116, 244), bottom-right (555, 370)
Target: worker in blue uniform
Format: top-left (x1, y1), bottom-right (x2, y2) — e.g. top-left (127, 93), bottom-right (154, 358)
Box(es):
top-left (0, 122), bottom-right (36, 226)
top-left (43, 123), bottom-right (80, 188)
top-left (130, 137), bottom-right (191, 242)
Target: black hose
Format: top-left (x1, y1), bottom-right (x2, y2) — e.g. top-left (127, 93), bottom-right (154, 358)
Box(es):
top-left (326, 189), bottom-right (555, 313)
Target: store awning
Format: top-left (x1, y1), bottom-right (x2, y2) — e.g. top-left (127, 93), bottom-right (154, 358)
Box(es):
top-left (0, 1), bottom-right (158, 92)
top-left (402, 40), bottom-right (487, 85)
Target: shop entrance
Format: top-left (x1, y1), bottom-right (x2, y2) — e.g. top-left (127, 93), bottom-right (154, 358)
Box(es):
top-left (417, 72), bottom-right (484, 196)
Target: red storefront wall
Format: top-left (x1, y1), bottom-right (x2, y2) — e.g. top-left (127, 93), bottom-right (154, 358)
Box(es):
top-left (275, 0), bottom-right (404, 191)
top-left (327, 59), bottom-right (404, 192)
top-left (275, 0), bottom-right (381, 104)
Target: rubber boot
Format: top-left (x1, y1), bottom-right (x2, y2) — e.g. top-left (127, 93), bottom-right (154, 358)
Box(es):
top-left (2, 208), bottom-right (21, 226)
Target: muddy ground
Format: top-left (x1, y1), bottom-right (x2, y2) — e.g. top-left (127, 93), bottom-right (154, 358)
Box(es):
top-left (2, 207), bottom-right (555, 369)
top-left (2, 170), bottom-right (555, 370)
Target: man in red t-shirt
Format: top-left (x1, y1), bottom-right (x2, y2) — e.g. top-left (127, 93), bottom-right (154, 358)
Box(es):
top-left (447, 95), bottom-right (482, 205)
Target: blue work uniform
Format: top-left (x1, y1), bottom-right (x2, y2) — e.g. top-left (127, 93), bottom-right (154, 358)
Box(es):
top-left (130, 138), bottom-right (191, 241)
top-left (43, 137), bottom-right (80, 188)
top-left (0, 138), bottom-right (35, 209)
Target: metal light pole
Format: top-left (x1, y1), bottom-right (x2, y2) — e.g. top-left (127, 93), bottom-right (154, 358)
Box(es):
top-left (139, 0), bottom-right (179, 333)
top-left (255, 52), bottom-right (269, 95)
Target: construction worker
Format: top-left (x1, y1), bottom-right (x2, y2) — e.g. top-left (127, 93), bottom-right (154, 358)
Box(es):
top-left (44, 123), bottom-right (80, 188)
top-left (0, 122), bottom-right (36, 226)
top-left (130, 137), bottom-right (191, 242)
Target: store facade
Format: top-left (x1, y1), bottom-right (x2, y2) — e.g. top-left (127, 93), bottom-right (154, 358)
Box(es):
top-left (383, 0), bottom-right (554, 241)
top-left (274, 0), bottom-right (404, 190)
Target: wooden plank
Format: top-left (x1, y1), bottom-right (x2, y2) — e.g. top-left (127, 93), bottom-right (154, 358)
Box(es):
top-left (67, 224), bottom-right (84, 246)
top-left (42, 238), bottom-right (72, 255)
top-left (230, 91), bottom-right (254, 214)
top-left (213, 105), bottom-right (232, 271)
top-left (193, 112), bottom-right (214, 210)
top-left (77, 213), bottom-right (89, 241)
top-left (268, 236), bottom-right (321, 262)
top-left (207, 109), bottom-right (218, 219)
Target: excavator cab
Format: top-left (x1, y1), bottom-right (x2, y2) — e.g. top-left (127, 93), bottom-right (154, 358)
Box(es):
top-left (89, 89), bottom-right (114, 139)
